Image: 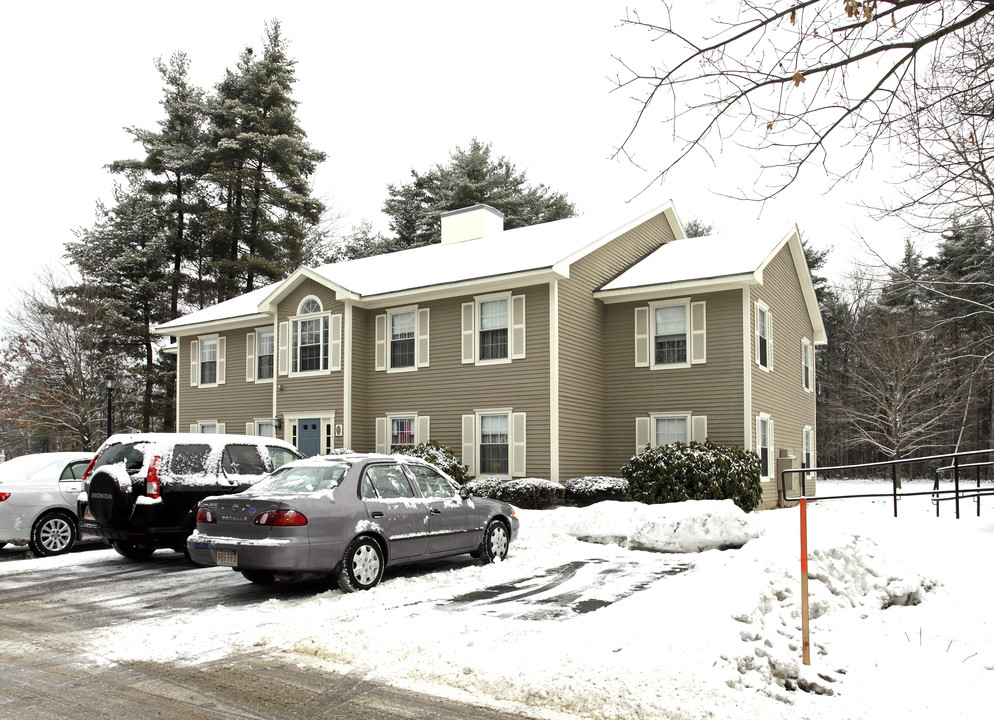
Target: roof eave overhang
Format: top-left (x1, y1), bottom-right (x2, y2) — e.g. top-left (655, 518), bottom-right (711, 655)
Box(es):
top-left (358, 268), bottom-right (563, 309)
top-left (595, 272), bottom-right (759, 304)
top-left (153, 313), bottom-right (272, 337)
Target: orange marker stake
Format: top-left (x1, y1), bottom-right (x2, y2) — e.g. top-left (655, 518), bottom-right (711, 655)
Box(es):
top-left (800, 497), bottom-right (810, 665)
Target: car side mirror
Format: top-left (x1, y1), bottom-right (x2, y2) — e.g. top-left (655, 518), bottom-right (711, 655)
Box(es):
top-left (459, 485), bottom-right (471, 500)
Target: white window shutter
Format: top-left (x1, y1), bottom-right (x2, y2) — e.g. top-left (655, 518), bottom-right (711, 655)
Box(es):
top-left (190, 423), bottom-right (198, 433)
top-left (190, 340), bottom-right (199, 387)
top-left (692, 415), bottom-right (708, 443)
top-left (417, 308), bottom-right (430, 368)
top-left (461, 414), bottom-right (476, 476)
top-left (374, 314), bottom-right (387, 372)
top-left (217, 337), bottom-right (226, 385)
top-left (246, 332), bottom-right (256, 382)
top-left (246, 422), bottom-right (254, 435)
top-left (511, 295), bottom-right (526, 359)
top-left (691, 301), bottom-right (706, 364)
top-left (330, 314), bottom-right (343, 372)
top-left (416, 415), bottom-right (430, 444)
top-left (634, 307), bottom-right (649, 367)
top-left (375, 418), bottom-right (388, 454)
top-left (217, 422), bottom-right (226, 434)
top-left (511, 412), bottom-right (526, 477)
top-left (278, 321), bottom-right (289, 375)
top-left (635, 416), bottom-right (650, 453)
top-left (755, 305), bottom-right (762, 365)
top-left (461, 302), bottom-right (475, 364)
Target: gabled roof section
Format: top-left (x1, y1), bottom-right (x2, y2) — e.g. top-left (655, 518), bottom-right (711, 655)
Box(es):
top-left (155, 283), bottom-right (277, 334)
top-left (596, 224), bottom-right (826, 344)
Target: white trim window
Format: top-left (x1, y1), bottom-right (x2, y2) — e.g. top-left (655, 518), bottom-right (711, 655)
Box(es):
top-left (635, 413), bottom-right (707, 452)
top-left (461, 410), bottom-right (526, 478)
top-left (462, 293), bottom-right (525, 365)
top-left (390, 310), bottom-right (416, 369)
top-left (801, 338), bottom-right (813, 392)
top-left (191, 334), bottom-right (225, 388)
top-left (755, 301), bottom-right (773, 371)
top-left (375, 306), bottom-right (429, 372)
top-left (756, 413), bottom-right (774, 481)
top-left (374, 414), bottom-right (430, 453)
top-left (201, 338), bottom-right (218, 385)
top-left (245, 419), bottom-right (274, 437)
top-left (191, 421), bottom-right (224, 434)
top-left (802, 425), bottom-right (815, 479)
top-left (290, 297), bottom-right (341, 375)
top-left (653, 301), bottom-right (689, 367)
top-left (635, 300), bottom-right (706, 369)
top-left (390, 416), bottom-right (415, 449)
top-left (257, 329), bottom-right (275, 380)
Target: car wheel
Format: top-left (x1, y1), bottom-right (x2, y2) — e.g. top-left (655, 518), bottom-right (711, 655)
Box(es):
top-left (240, 570), bottom-right (276, 585)
top-left (29, 511), bottom-right (77, 556)
top-left (479, 519), bottom-right (509, 564)
top-left (336, 536), bottom-right (384, 593)
top-left (111, 540), bottom-right (155, 561)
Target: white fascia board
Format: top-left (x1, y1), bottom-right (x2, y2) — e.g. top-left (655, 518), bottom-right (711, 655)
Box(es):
top-left (594, 272), bottom-right (759, 304)
top-left (358, 269), bottom-right (563, 310)
top-left (257, 267), bottom-right (359, 313)
top-left (552, 200), bottom-right (678, 277)
top-left (152, 313), bottom-right (271, 337)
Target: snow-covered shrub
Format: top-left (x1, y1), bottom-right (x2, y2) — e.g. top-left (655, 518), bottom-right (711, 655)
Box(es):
top-left (621, 440), bottom-right (763, 512)
top-left (463, 476), bottom-right (505, 499)
top-left (494, 478), bottom-right (564, 509)
top-left (564, 476), bottom-right (630, 506)
top-left (392, 439), bottom-right (470, 485)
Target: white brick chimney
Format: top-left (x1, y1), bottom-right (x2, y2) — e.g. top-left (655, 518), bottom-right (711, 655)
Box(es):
top-left (440, 204), bottom-right (505, 244)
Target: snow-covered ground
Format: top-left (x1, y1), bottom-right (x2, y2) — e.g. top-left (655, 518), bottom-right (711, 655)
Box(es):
top-left (21, 480), bottom-right (994, 718)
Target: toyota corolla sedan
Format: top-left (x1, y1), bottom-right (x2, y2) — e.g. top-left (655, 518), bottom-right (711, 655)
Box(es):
top-left (188, 453), bottom-right (519, 592)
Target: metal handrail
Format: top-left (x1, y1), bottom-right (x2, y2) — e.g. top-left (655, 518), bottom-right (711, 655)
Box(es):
top-left (780, 448), bottom-right (994, 518)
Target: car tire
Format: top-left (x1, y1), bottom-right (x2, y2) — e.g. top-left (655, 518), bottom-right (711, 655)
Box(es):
top-left (240, 570), bottom-right (276, 585)
top-left (29, 511), bottom-right (77, 557)
top-left (88, 469), bottom-right (136, 529)
top-left (478, 519), bottom-right (510, 564)
top-left (336, 536), bottom-right (384, 593)
top-left (111, 540), bottom-right (155, 561)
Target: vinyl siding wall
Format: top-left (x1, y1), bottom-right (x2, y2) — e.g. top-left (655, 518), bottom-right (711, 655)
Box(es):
top-left (177, 325), bottom-right (274, 433)
top-left (353, 284), bottom-right (551, 478)
top-left (749, 243), bottom-right (818, 507)
top-left (603, 289), bottom-right (745, 473)
top-left (275, 280), bottom-right (345, 438)
top-left (558, 214), bottom-right (675, 479)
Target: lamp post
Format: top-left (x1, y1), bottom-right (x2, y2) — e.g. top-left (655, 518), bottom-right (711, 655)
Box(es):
top-left (104, 373), bottom-right (116, 439)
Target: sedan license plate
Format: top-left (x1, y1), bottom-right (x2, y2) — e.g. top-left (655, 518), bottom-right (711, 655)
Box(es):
top-left (216, 550), bottom-right (237, 567)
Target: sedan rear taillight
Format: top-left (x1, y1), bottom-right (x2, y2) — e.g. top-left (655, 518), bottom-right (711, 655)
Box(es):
top-left (254, 509), bottom-right (307, 526)
top-left (146, 456), bottom-right (162, 499)
top-left (0, 493), bottom-right (10, 502)
top-left (196, 507), bottom-right (217, 524)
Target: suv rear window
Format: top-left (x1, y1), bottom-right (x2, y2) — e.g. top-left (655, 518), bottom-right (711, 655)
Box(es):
top-left (93, 443), bottom-right (148, 474)
top-left (266, 446), bottom-right (299, 470)
top-left (222, 445), bottom-right (267, 476)
top-left (169, 444), bottom-right (213, 475)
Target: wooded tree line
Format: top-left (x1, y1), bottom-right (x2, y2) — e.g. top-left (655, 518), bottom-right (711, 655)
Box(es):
top-left (815, 223), bottom-right (994, 469)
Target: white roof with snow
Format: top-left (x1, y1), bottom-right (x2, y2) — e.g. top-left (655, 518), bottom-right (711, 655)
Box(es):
top-left (601, 225), bottom-right (791, 292)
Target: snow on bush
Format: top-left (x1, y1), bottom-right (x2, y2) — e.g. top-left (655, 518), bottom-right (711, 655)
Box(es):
top-left (564, 475), bottom-right (630, 506)
top-left (495, 478), bottom-right (564, 509)
top-left (392, 440), bottom-right (470, 484)
top-left (623, 439), bottom-right (763, 512)
top-left (554, 499), bottom-right (762, 552)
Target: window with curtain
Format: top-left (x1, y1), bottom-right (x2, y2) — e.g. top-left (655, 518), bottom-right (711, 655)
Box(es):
top-left (654, 304), bottom-right (687, 365)
top-left (479, 299), bottom-right (508, 361)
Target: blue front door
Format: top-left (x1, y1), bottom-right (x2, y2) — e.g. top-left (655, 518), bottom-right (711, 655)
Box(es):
top-left (298, 418), bottom-right (320, 457)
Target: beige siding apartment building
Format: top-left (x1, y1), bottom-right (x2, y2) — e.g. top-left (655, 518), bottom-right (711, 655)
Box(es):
top-left (158, 201), bottom-right (826, 509)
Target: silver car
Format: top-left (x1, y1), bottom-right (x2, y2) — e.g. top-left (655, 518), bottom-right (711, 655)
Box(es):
top-left (0, 452), bottom-right (94, 556)
top-left (188, 453), bottom-right (519, 591)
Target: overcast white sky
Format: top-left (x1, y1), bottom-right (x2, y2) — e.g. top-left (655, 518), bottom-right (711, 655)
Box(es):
top-left (0, 0), bottom-right (913, 315)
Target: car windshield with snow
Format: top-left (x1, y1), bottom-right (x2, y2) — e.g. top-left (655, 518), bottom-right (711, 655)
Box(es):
top-left (187, 453), bottom-right (519, 592)
top-left (78, 433), bottom-right (303, 561)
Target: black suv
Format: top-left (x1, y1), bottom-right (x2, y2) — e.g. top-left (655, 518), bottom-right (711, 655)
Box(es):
top-left (78, 433), bottom-right (302, 560)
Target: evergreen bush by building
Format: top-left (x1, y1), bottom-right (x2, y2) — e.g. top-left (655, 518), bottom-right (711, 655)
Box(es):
top-left (621, 440), bottom-right (763, 512)
top-left (564, 476), bottom-right (631, 506)
top-left (393, 439), bottom-right (470, 485)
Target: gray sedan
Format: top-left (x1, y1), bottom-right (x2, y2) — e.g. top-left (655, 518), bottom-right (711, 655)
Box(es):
top-left (188, 453), bottom-right (519, 591)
